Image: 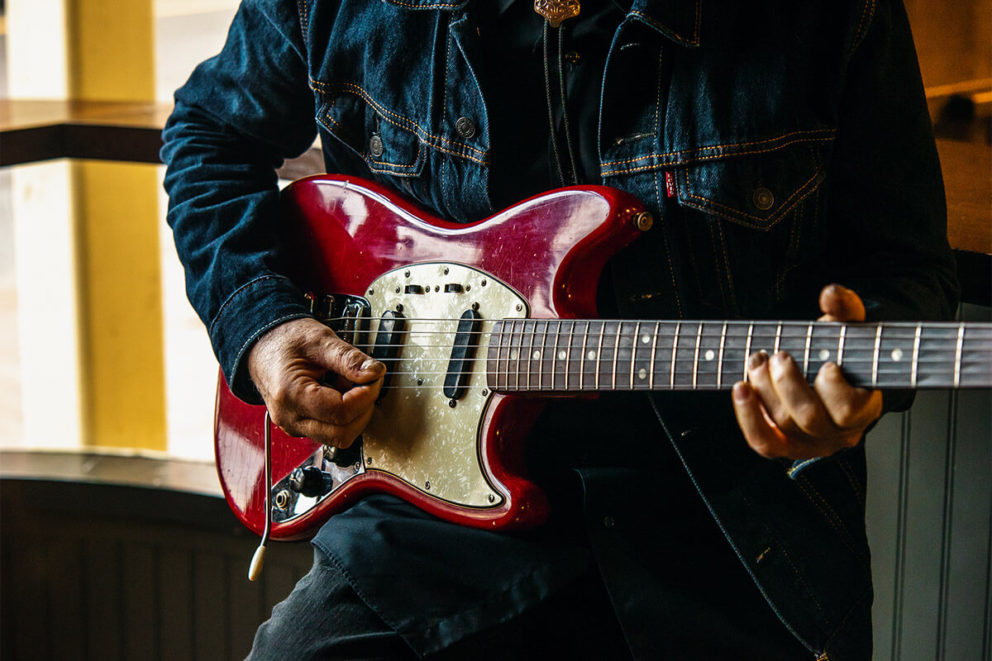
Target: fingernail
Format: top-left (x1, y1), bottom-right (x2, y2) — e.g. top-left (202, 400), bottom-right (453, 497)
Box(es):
top-left (360, 358), bottom-right (381, 372)
top-left (732, 382), bottom-right (749, 402)
top-left (771, 351), bottom-right (791, 367)
top-left (748, 351), bottom-right (768, 370)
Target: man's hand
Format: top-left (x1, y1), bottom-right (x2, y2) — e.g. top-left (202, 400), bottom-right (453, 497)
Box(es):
top-left (731, 284), bottom-right (884, 460)
top-left (247, 317), bottom-right (385, 448)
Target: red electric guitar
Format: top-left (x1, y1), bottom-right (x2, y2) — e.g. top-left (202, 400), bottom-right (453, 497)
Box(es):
top-left (215, 175), bottom-right (991, 541)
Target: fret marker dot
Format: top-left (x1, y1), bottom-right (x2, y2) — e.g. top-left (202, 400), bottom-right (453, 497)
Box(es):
top-left (638, 368), bottom-right (648, 380)
top-left (558, 350), bottom-right (566, 360)
top-left (641, 334), bottom-right (650, 344)
top-left (819, 349), bottom-right (830, 361)
top-left (532, 350), bottom-right (541, 360)
top-left (587, 350), bottom-right (597, 361)
top-left (704, 350), bottom-right (715, 361)
top-left (891, 348), bottom-right (903, 362)
top-left (510, 350), bottom-right (518, 360)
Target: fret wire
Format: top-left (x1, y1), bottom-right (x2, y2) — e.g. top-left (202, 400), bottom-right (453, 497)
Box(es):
top-left (803, 324), bottom-right (813, 376)
top-left (535, 321), bottom-right (544, 391)
top-left (595, 322), bottom-right (606, 391)
top-left (743, 323), bottom-right (754, 381)
top-left (911, 323), bottom-right (922, 387)
top-left (564, 321), bottom-right (574, 391)
top-left (549, 320), bottom-right (559, 391)
top-left (773, 323), bottom-right (782, 355)
top-left (837, 325), bottom-right (847, 367)
top-left (494, 321), bottom-right (503, 391)
top-left (579, 320), bottom-right (591, 390)
top-left (692, 322), bottom-right (703, 390)
top-left (717, 322), bottom-right (728, 388)
top-left (872, 325), bottom-right (882, 387)
top-left (670, 321), bottom-right (681, 389)
top-left (612, 322), bottom-right (621, 391)
top-left (514, 320), bottom-right (523, 390)
top-left (954, 322), bottom-right (965, 388)
top-left (630, 321), bottom-right (640, 390)
top-left (649, 321), bottom-right (660, 389)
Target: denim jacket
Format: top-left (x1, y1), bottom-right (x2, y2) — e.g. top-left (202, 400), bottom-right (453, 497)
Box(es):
top-left (162, 1), bottom-right (958, 658)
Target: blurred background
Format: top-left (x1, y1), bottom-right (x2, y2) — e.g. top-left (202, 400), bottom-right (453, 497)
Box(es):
top-left (0, 1), bottom-right (989, 659)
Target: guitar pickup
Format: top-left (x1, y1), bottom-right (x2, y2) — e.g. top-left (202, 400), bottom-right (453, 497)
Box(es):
top-left (372, 310), bottom-right (405, 394)
top-left (443, 309), bottom-right (481, 400)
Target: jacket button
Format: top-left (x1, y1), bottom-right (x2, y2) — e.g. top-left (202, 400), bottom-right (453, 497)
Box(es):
top-left (752, 187), bottom-right (775, 211)
top-left (369, 134), bottom-right (384, 158)
top-left (455, 116), bottom-right (476, 139)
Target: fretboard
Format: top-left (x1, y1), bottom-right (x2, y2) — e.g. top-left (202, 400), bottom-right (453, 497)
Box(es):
top-left (485, 319), bottom-right (992, 392)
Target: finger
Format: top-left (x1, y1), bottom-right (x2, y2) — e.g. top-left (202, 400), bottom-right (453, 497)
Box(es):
top-left (818, 284), bottom-right (866, 323)
top-left (289, 404), bottom-right (376, 448)
top-left (768, 352), bottom-right (837, 439)
top-left (746, 351), bottom-right (791, 431)
top-left (732, 382), bottom-right (788, 458)
top-left (814, 362), bottom-right (883, 431)
top-left (296, 375), bottom-right (382, 427)
top-left (305, 328), bottom-right (385, 385)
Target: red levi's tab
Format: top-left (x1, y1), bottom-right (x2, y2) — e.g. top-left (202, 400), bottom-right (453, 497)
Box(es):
top-left (665, 170), bottom-right (677, 199)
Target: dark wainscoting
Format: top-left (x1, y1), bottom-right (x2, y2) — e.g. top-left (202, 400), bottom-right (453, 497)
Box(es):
top-left (0, 456), bottom-right (313, 661)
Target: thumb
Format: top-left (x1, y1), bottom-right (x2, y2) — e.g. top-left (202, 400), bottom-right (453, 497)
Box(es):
top-left (818, 284), bottom-right (866, 322)
top-left (309, 328), bottom-right (385, 385)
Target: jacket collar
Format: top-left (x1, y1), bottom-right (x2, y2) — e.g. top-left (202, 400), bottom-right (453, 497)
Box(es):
top-left (626, 0), bottom-right (702, 47)
top-left (384, 0), bottom-right (703, 48)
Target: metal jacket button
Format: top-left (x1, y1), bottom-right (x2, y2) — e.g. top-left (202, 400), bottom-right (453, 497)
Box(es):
top-left (752, 187), bottom-right (775, 211)
top-left (455, 116), bottom-right (476, 139)
top-left (369, 134), bottom-right (384, 158)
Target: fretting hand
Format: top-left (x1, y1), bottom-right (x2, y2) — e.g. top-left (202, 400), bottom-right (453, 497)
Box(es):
top-left (247, 317), bottom-right (385, 448)
top-left (732, 284), bottom-right (884, 460)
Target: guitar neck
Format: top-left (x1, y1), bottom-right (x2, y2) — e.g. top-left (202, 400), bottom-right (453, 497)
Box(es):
top-left (485, 319), bottom-right (992, 392)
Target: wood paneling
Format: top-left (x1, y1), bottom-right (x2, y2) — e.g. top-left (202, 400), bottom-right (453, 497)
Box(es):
top-left (867, 302), bottom-right (992, 660)
top-left (0, 479), bottom-right (312, 661)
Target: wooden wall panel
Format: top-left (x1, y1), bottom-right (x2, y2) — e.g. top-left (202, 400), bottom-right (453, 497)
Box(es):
top-left (867, 303), bottom-right (992, 660)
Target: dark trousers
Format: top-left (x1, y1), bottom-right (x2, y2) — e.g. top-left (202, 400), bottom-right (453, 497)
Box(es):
top-left (246, 546), bottom-right (815, 660)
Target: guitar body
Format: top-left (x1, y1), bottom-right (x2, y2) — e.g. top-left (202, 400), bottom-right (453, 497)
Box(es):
top-left (215, 175), bottom-right (649, 539)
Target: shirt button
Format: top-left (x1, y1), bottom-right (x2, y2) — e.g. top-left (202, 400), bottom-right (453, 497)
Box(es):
top-left (602, 515), bottom-right (616, 529)
top-left (752, 187), bottom-right (775, 211)
top-left (455, 116), bottom-right (476, 139)
top-left (369, 134), bottom-right (384, 158)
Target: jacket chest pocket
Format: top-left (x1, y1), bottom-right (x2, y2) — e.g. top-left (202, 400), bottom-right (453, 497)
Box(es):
top-left (317, 87), bottom-right (427, 179)
top-left (671, 140), bottom-right (831, 316)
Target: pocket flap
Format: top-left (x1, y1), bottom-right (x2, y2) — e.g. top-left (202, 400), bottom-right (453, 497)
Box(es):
top-left (318, 91), bottom-right (425, 178)
top-left (676, 143), bottom-right (824, 230)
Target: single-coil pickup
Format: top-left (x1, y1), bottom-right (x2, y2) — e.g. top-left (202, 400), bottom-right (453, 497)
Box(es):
top-left (443, 309), bottom-right (482, 401)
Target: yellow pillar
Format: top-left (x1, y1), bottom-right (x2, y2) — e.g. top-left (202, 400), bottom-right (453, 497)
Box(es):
top-left (67, 0), bottom-right (167, 450)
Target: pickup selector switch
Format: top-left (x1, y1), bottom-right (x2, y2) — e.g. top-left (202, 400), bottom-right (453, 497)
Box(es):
top-left (444, 283), bottom-right (464, 293)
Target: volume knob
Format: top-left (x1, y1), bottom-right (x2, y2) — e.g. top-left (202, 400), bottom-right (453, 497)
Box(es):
top-left (288, 466), bottom-right (332, 498)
